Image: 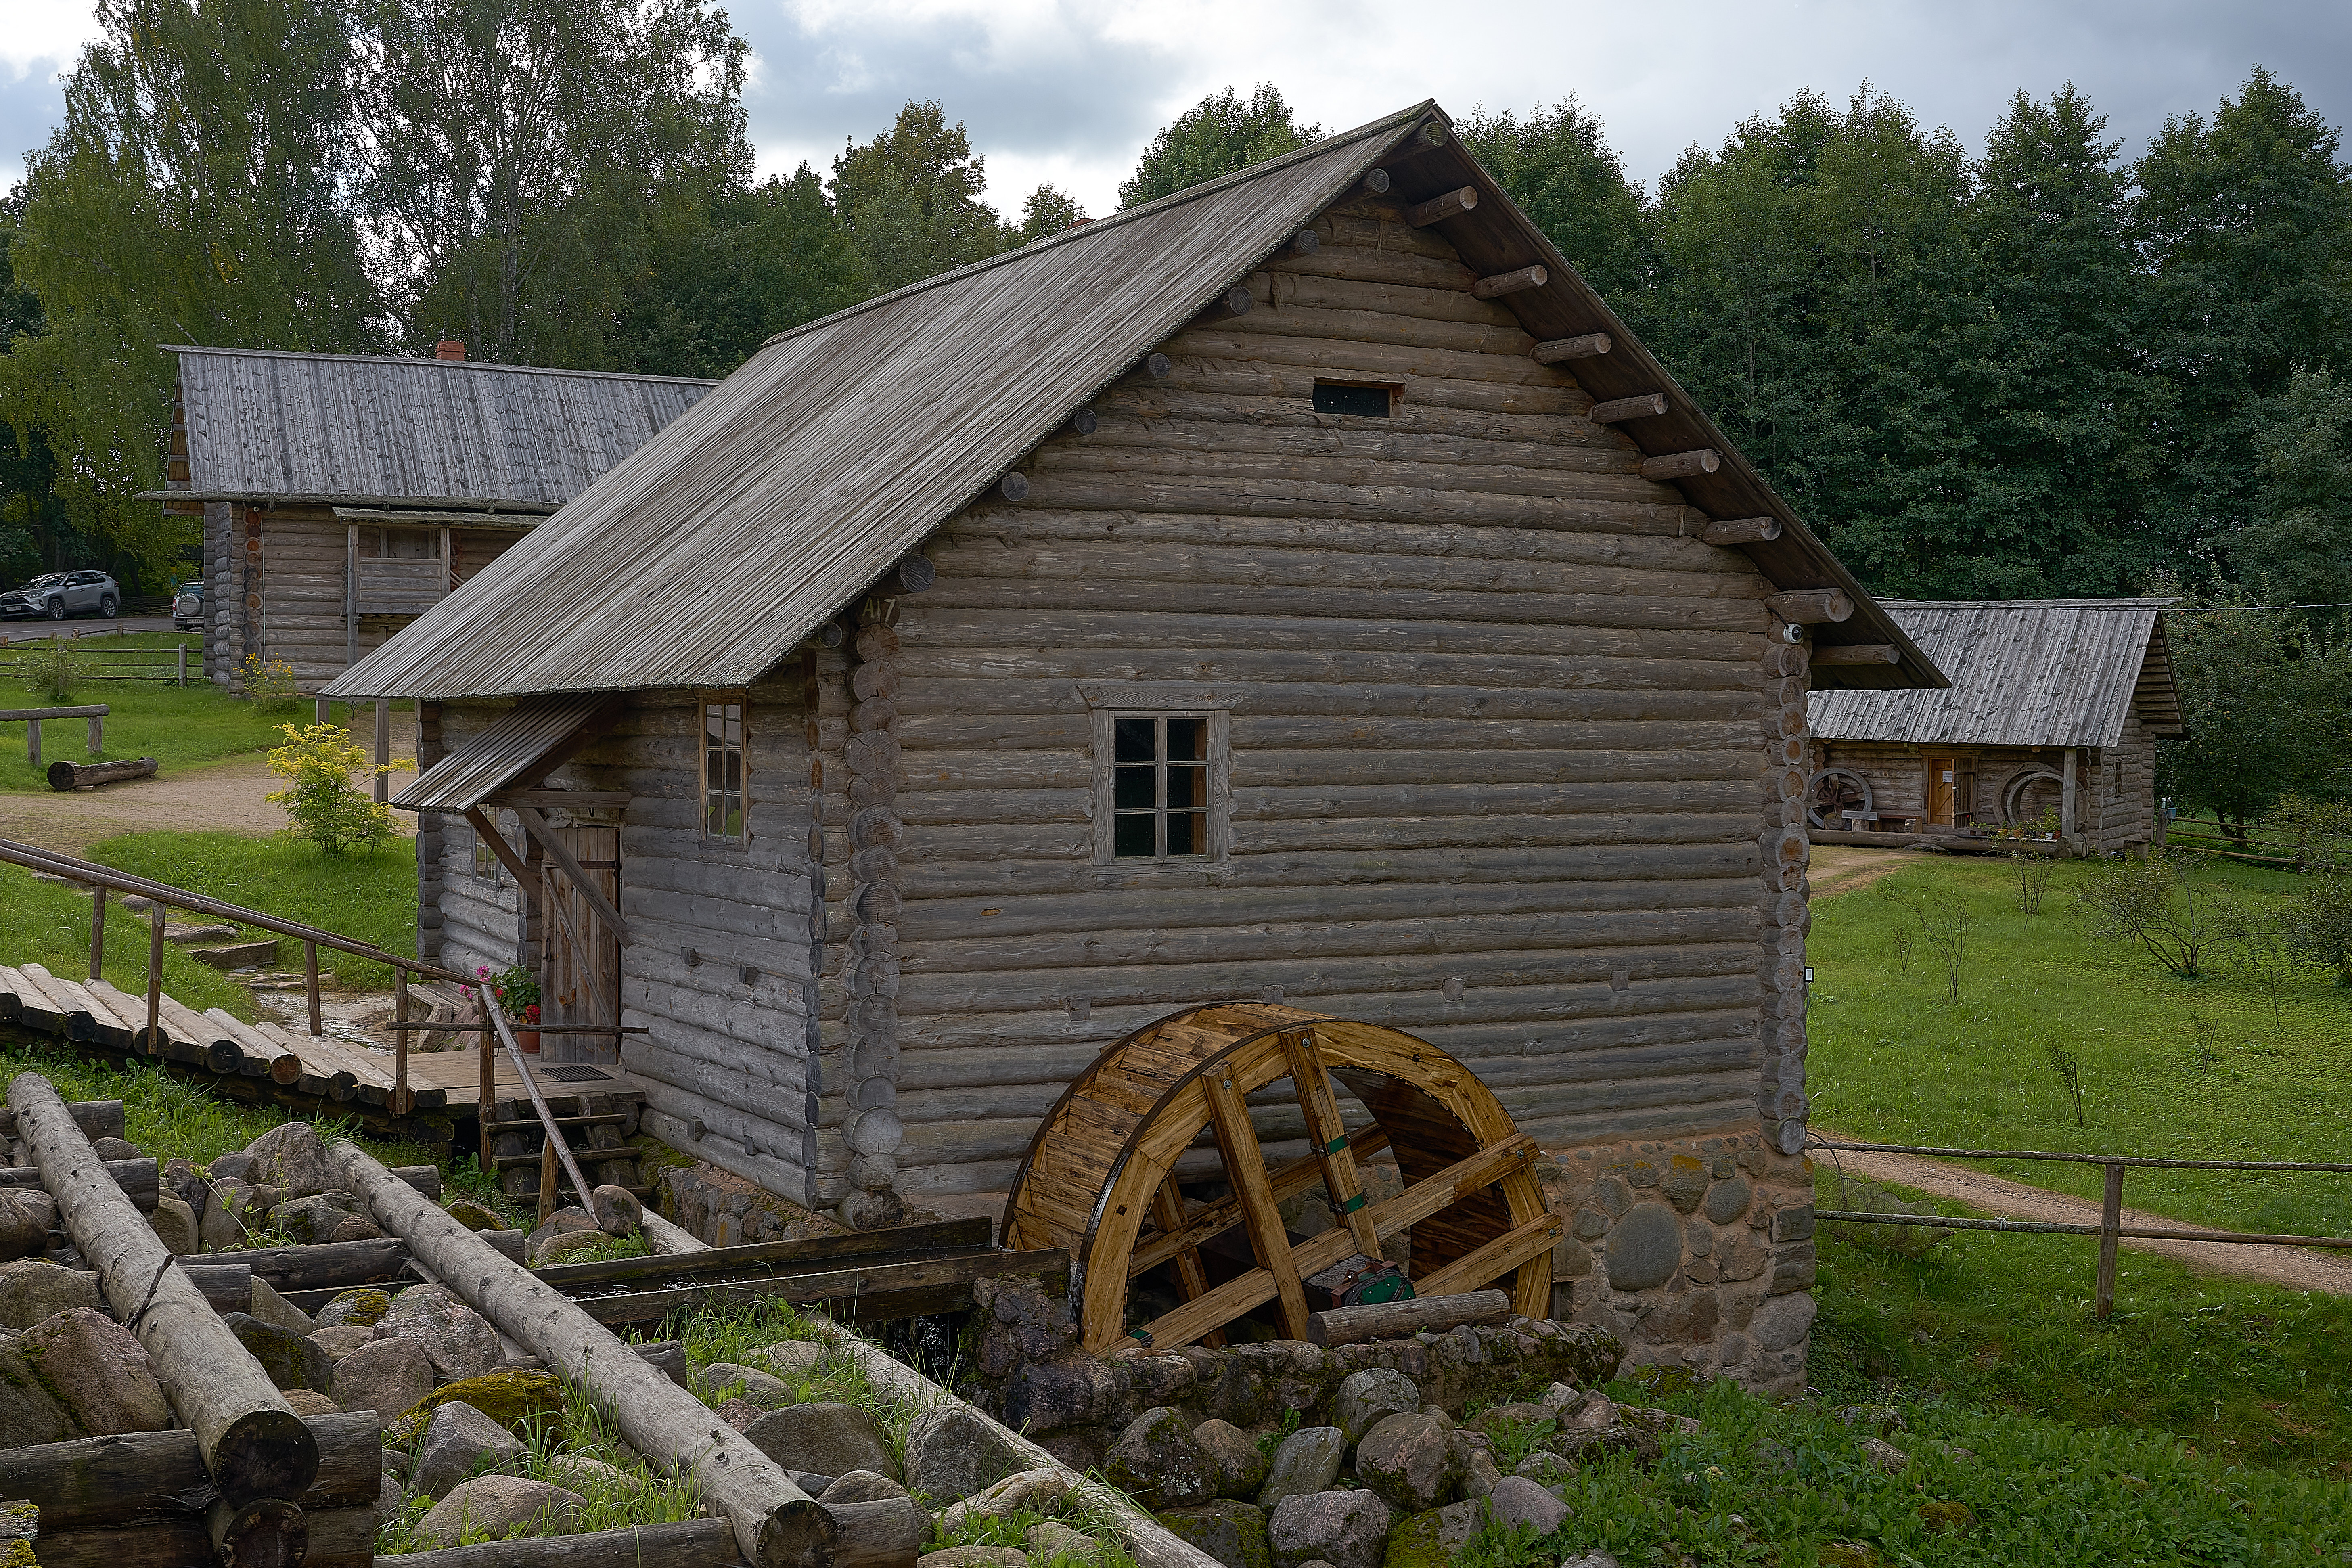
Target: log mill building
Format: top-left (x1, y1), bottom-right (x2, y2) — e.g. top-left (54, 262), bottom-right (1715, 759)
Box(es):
top-left (1806, 599), bottom-right (2182, 852)
top-left (149, 344), bottom-right (713, 693)
top-left (327, 103), bottom-right (1944, 1389)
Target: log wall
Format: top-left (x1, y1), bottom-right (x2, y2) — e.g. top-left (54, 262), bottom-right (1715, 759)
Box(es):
top-left (879, 188), bottom-right (1786, 1201)
top-left (1816, 721), bottom-right (2159, 850)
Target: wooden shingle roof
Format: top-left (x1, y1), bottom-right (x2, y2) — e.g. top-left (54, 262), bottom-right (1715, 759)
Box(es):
top-left (326, 100), bottom-right (1938, 701)
top-left (1808, 599), bottom-right (2183, 749)
top-left (159, 347), bottom-right (714, 511)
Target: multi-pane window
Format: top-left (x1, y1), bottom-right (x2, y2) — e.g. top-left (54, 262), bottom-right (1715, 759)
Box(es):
top-left (701, 694), bottom-right (746, 841)
top-left (1111, 714), bottom-right (1212, 859)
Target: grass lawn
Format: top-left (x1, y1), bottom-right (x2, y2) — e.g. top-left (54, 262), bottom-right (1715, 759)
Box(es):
top-left (0, 641), bottom-right (394, 793)
top-left (0, 831), bottom-right (417, 998)
top-left (1807, 852), bottom-right (2352, 1237)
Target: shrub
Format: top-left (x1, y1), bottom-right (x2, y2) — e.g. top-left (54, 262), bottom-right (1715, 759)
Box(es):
top-left (1883, 886), bottom-right (1971, 1003)
top-left (237, 650), bottom-right (298, 706)
top-left (263, 723), bottom-right (406, 855)
top-left (2076, 850), bottom-right (2249, 979)
top-left (24, 636), bottom-right (75, 703)
top-left (2283, 873), bottom-right (2352, 986)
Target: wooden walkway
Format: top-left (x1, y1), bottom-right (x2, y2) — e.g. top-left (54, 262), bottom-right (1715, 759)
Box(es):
top-left (0, 961), bottom-right (635, 1145)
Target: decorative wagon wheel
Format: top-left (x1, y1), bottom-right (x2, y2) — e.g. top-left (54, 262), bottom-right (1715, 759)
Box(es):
top-left (1003, 1002), bottom-right (1558, 1355)
top-left (2001, 768), bottom-right (2066, 828)
top-left (1805, 767), bottom-right (1874, 829)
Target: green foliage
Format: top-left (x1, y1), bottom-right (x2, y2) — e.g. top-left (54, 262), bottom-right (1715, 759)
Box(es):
top-left (1458, 98), bottom-right (1647, 296)
top-left (2076, 850), bottom-right (2252, 979)
top-left (530, 1226), bottom-right (647, 1266)
top-left (1013, 185), bottom-right (1089, 246)
top-left (1117, 84), bottom-right (1319, 209)
top-left (2243, 365), bottom-right (2352, 609)
top-left (0, 655), bottom-right (311, 791)
top-left (236, 651), bottom-right (299, 708)
top-left (2157, 592), bottom-right (2352, 833)
top-left (23, 637), bottom-right (74, 704)
top-left (831, 101), bottom-right (1009, 296)
top-left (264, 722), bottom-right (406, 855)
top-left (2283, 873), bottom-right (2352, 984)
top-left (1477, 1410), bottom-right (1559, 1473)
top-left (475, 962), bottom-right (540, 1024)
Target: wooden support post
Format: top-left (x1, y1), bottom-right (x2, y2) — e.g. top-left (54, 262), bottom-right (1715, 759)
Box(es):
top-left (145, 902), bottom-right (165, 1051)
top-left (88, 886), bottom-right (105, 981)
top-left (1588, 393), bottom-right (1668, 424)
top-left (8, 1071), bottom-right (317, 1505)
top-left (1278, 1029), bottom-right (1381, 1261)
top-left (1471, 265), bottom-right (1546, 299)
top-left (1532, 333), bottom-right (1610, 363)
top-left (2063, 747), bottom-right (2080, 852)
top-left (1404, 186), bottom-right (1476, 226)
top-left (1149, 1178), bottom-right (1224, 1350)
top-left (2095, 1161), bottom-right (2124, 1318)
top-left (1810, 644), bottom-right (1901, 667)
top-left (177, 641), bottom-right (186, 687)
top-left (87, 712), bottom-right (102, 756)
top-left (372, 699), bottom-right (391, 805)
top-left (511, 804), bottom-right (632, 944)
top-left (391, 969), bottom-right (411, 1116)
top-left (344, 521), bottom-right (358, 670)
top-left (26, 717), bottom-right (38, 766)
top-left (538, 1139), bottom-right (559, 1226)
top-left (1639, 448), bottom-right (1720, 480)
top-left (303, 942), bottom-right (322, 1037)
top-left (1200, 1067), bottom-right (1308, 1339)
top-left (313, 697), bottom-right (329, 726)
top-left (322, 1137), bottom-right (834, 1568)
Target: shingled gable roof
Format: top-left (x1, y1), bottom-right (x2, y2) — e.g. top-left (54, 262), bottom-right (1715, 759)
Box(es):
top-left (1808, 599), bottom-right (2184, 750)
top-left (326, 100), bottom-right (1939, 702)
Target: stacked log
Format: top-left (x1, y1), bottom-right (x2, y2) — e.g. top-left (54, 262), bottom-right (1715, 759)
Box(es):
top-left (839, 612), bottom-right (906, 1229)
top-left (1757, 634), bottom-right (1812, 1156)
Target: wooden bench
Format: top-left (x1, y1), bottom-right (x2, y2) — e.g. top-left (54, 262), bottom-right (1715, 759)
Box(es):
top-left (0, 705), bottom-right (106, 765)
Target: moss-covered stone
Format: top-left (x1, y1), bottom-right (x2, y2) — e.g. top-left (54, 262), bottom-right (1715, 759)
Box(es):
top-left (1156, 1501), bottom-right (1272, 1568)
top-left (1378, 1501), bottom-right (1481, 1568)
top-left (315, 1287), bottom-right (392, 1328)
top-left (443, 1198), bottom-right (504, 1231)
top-left (388, 1369), bottom-right (566, 1447)
top-left (1917, 1500), bottom-right (1976, 1534)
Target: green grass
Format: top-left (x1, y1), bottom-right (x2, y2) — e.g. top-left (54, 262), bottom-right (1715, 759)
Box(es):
top-left (0, 860), bottom-right (262, 1019)
top-left (0, 651), bottom-right (350, 792)
top-left (1812, 1172), bottom-right (2352, 1478)
top-left (1808, 854), bottom-right (2352, 1236)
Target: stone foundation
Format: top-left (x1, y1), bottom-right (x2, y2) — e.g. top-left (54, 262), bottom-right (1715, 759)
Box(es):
top-left (651, 1153), bottom-right (845, 1248)
top-left (1535, 1130), bottom-right (1816, 1395)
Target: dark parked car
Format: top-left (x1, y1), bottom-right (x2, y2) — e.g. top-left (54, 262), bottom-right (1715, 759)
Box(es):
top-left (173, 579), bottom-right (206, 630)
top-left (0, 569), bottom-right (119, 620)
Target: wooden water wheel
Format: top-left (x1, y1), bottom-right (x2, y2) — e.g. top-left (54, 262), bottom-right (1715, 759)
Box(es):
top-left (1003, 1002), bottom-right (1559, 1354)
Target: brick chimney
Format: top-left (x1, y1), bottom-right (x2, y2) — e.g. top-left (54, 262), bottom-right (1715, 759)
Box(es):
top-left (434, 340), bottom-right (466, 361)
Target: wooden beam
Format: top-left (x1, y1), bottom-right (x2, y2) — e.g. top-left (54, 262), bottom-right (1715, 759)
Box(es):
top-left (1306, 1288), bottom-right (1509, 1347)
top-left (1130, 1126), bottom-right (1392, 1276)
top-left (1532, 333), bottom-right (1610, 363)
top-left (997, 473), bottom-right (1029, 502)
top-left (511, 803), bottom-right (632, 945)
top-left (485, 790), bottom-right (631, 810)
top-left (1406, 186), bottom-right (1477, 227)
top-left (1414, 1209), bottom-right (1567, 1300)
top-left (1810, 643), bottom-right (1900, 666)
top-left (1145, 352), bottom-right (1173, 379)
top-left (1279, 1029), bottom-right (1380, 1261)
top-left (1700, 515), bottom-right (1782, 546)
top-left (1151, 1178), bottom-right (1224, 1349)
top-left (1362, 169), bottom-right (1391, 194)
top-left (1288, 228), bottom-right (1320, 255)
top-left (462, 806), bottom-right (535, 900)
top-left (1589, 393), bottom-right (1668, 424)
top-left (1640, 448), bottom-right (1719, 480)
top-left (1201, 1067), bottom-right (1308, 1339)
top-left (1471, 265), bottom-right (1546, 299)
top-left (1765, 587), bottom-right (1856, 625)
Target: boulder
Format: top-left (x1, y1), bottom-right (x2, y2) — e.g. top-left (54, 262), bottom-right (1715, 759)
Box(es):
top-left (1860, 1437), bottom-right (1910, 1474)
top-left (283, 1389), bottom-right (341, 1417)
top-left (412, 1474), bottom-right (583, 1549)
top-left (1333, 1369), bottom-right (1419, 1444)
top-left (1560, 1555), bottom-right (1620, 1568)
top-left (699, 1361), bottom-right (792, 1409)
top-left (919, 1552), bottom-right (1026, 1568)
top-left (0, 1336), bottom-right (72, 1445)
top-left (328, 1213), bottom-right (385, 1242)
top-left (821, 1470), bottom-right (911, 1505)
top-left (1157, 1500), bottom-right (1272, 1568)
top-left (17, 1307), bottom-right (172, 1435)
top-left (1268, 1489), bottom-right (1394, 1568)
top-left (311, 1325), bottom-right (377, 1361)
top-left (331, 1336), bottom-right (437, 1426)
top-left (314, 1287), bottom-right (393, 1328)
top-left (532, 1228), bottom-right (611, 1266)
top-left (388, 1370), bottom-right (568, 1446)
top-left (743, 1402), bottom-right (898, 1480)
top-left (1104, 1405), bottom-right (1214, 1508)
top-left (1257, 1427), bottom-right (1347, 1511)
top-left (247, 1277), bottom-right (314, 1335)
top-left (145, 1191), bottom-right (199, 1256)
top-left (1026, 1521), bottom-right (1103, 1564)
top-left (244, 1122), bottom-right (341, 1200)
top-left (756, 1339), bottom-right (830, 1380)
top-left (199, 1180), bottom-right (272, 1252)
top-left (268, 1191), bottom-right (366, 1246)
top-left (1379, 1501), bottom-right (1482, 1568)
top-left (443, 1198), bottom-right (504, 1231)
top-left (904, 1405), bottom-right (1033, 1502)
top-left (1194, 1418), bottom-right (1270, 1502)
top-left (90, 1137), bottom-right (142, 1162)
top-left (1456, 1448), bottom-right (1501, 1500)
top-left (0, 1190), bottom-right (50, 1262)
top-left (939, 1468), bottom-right (1073, 1533)
top-left (590, 1185), bottom-right (642, 1236)
top-left (1484, 1475), bottom-right (1567, 1536)
top-left (377, 1283), bottom-right (506, 1381)
top-left (0, 1258), bottom-right (100, 1329)
top-left (162, 1157), bottom-right (210, 1218)
top-left (524, 1208), bottom-right (598, 1264)
top-left (223, 1311), bottom-right (333, 1392)
top-left (207, 1152), bottom-right (254, 1184)
top-left (410, 1400), bottom-right (527, 1499)
top-left (1353, 1412), bottom-right (1461, 1514)
top-left (546, 1454), bottom-right (637, 1494)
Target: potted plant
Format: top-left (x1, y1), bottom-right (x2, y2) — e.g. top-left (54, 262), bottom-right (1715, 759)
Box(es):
top-left (478, 964), bottom-right (543, 1052)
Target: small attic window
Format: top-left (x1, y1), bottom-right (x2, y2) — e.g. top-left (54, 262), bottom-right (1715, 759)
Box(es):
top-left (1312, 381), bottom-right (1394, 418)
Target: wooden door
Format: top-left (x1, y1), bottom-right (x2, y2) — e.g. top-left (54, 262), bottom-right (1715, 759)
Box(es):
top-left (541, 824), bottom-right (621, 1064)
top-left (1925, 756), bottom-right (1959, 827)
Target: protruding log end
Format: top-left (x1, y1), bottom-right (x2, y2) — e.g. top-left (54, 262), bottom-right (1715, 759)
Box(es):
top-left (1289, 227), bottom-right (1320, 254)
top-left (1362, 168), bottom-right (1391, 194)
top-left (1700, 515), bottom-right (1782, 546)
top-left (754, 1496), bottom-right (842, 1568)
top-left (1532, 333), bottom-right (1610, 363)
top-left (210, 1407), bottom-right (320, 1507)
top-left (892, 555), bottom-right (937, 594)
top-left (207, 1495), bottom-right (307, 1568)
top-left (1144, 352), bottom-right (1172, 379)
top-left (809, 620), bottom-right (848, 649)
top-left (1639, 448), bottom-right (1720, 480)
top-left (266, 1052), bottom-right (303, 1086)
top-left (1765, 586), bottom-right (1856, 625)
top-left (1417, 122), bottom-right (1450, 148)
top-left (1067, 407), bottom-right (1099, 436)
top-left (1406, 186), bottom-right (1477, 227)
top-left (205, 1040), bottom-right (243, 1076)
top-left (1471, 264), bottom-right (1547, 299)
top-left (998, 471), bottom-right (1030, 502)
top-left (1589, 392), bottom-right (1668, 424)
top-left (1809, 643), bottom-right (1900, 666)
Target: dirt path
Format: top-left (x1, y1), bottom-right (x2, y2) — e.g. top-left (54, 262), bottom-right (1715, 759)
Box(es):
top-left (0, 710), bottom-right (420, 856)
top-left (1808, 844), bottom-right (1915, 898)
top-left (1821, 1142), bottom-right (2352, 1296)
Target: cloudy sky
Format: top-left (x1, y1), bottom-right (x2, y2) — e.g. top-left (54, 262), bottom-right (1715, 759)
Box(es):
top-left (4, 1), bottom-right (2349, 214)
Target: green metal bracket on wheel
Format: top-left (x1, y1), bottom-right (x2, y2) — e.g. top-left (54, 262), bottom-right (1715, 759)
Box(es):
top-left (1324, 1137), bottom-right (1348, 1155)
top-left (1339, 1193), bottom-right (1367, 1213)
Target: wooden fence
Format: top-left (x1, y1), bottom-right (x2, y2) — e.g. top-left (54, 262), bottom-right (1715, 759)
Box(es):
top-left (2163, 812), bottom-right (2347, 870)
top-left (0, 628), bottom-right (200, 685)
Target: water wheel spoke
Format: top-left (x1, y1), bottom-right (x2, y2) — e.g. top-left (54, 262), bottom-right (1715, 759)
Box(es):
top-left (1202, 1065), bottom-right (1310, 1338)
top-left (1415, 1207), bottom-right (1565, 1299)
top-left (1149, 1175), bottom-right (1225, 1350)
top-left (1280, 1027), bottom-right (1382, 1260)
top-left (1127, 1124), bottom-right (1394, 1277)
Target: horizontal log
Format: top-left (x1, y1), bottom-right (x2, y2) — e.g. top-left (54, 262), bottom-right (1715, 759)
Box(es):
top-left (46, 757), bottom-right (158, 791)
top-left (1532, 333), bottom-right (1610, 362)
top-left (1588, 394), bottom-right (1667, 424)
top-left (1699, 515), bottom-right (1782, 546)
top-left (567, 1247), bottom-right (1068, 1327)
top-left (375, 1519), bottom-right (741, 1568)
top-left (1361, 168), bottom-right (1390, 194)
top-left (176, 1237), bottom-right (409, 1293)
top-left (1471, 265), bottom-right (1546, 299)
top-left (0, 1412), bottom-right (379, 1532)
top-left (1764, 587), bottom-right (1855, 625)
top-left (1306, 1288), bottom-right (1512, 1345)
top-left (0, 1157), bottom-right (156, 1211)
top-left (1406, 186), bottom-right (1477, 226)
top-left (997, 472), bottom-right (1029, 502)
top-left (0, 1099), bottom-right (122, 1142)
top-left (1809, 643), bottom-right (1900, 666)
top-left (1639, 449), bottom-right (1719, 480)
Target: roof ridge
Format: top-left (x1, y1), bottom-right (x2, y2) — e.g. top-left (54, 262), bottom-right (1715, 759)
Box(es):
top-left (161, 345), bottom-right (720, 387)
top-left (751, 100), bottom-right (1439, 356)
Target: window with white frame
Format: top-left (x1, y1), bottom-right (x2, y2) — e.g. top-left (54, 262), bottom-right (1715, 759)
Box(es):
top-left (1093, 710), bottom-right (1228, 863)
top-left (701, 693), bottom-right (747, 841)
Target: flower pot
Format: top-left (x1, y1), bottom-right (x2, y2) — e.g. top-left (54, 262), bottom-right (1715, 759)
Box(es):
top-left (516, 1030), bottom-right (540, 1054)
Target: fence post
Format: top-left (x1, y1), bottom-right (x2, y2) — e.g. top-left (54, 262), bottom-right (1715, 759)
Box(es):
top-left (2095, 1161), bottom-right (2124, 1318)
top-left (25, 717), bottom-right (38, 766)
top-left (304, 941), bottom-right (323, 1037)
top-left (314, 696), bottom-right (330, 727)
top-left (373, 699), bottom-right (391, 805)
top-left (392, 969), bottom-right (411, 1116)
top-left (88, 886), bottom-right (105, 981)
top-left (145, 901), bottom-right (165, 1052)
top-left (177, 643), bottom-right (187, 687)
top-left (87, 712), bottom-right (102, 756)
